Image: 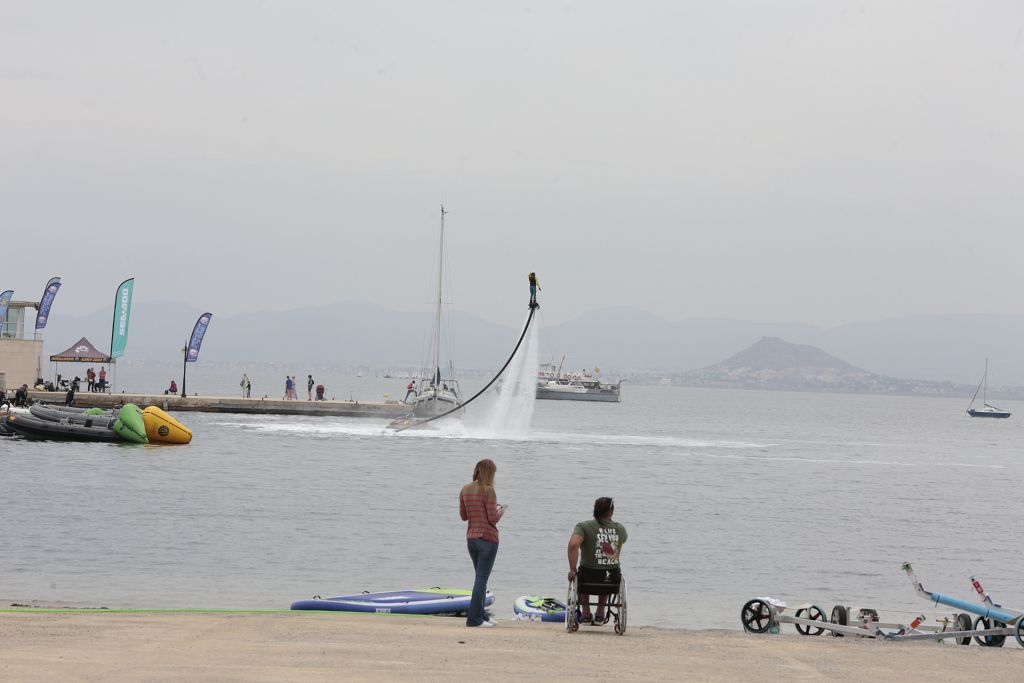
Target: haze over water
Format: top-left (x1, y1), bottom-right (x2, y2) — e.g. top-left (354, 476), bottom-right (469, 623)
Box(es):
top-left (3, 384), bottom-right (1022, 629)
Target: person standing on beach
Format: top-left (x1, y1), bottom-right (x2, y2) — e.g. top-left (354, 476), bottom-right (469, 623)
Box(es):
top-left (567, 497), bottom-right (627, 625)
top-left (459, 459), bottom-right (504, 628)
top-left (307, 375), bottom-right (314, 401)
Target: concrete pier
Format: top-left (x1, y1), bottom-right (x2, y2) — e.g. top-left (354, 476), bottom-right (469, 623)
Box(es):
top-left (27, 391), bottom-right (409, 418)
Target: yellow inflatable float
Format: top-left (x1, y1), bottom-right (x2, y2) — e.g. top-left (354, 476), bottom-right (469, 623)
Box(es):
top-left (142, 406), bottom-right (193, 444)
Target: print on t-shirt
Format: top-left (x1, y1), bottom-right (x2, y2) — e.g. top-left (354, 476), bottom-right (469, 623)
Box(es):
top-left (595, 526), bottom-right (621, 565)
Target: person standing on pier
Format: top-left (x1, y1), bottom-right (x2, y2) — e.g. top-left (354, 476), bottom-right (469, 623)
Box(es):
top-left (98, 366), bottom-right (107, 392)
top-left (284, 376), bottom-right (292, 400)
top-left (307, 375), bottom-right (314, 401)
top-left (86, 368), bottom-right (95, 392)
top-left (240, 373), bottom-right (251, 398)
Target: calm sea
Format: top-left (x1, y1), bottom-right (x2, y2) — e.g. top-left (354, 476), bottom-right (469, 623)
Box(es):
top-left (2, 381), bottom-right (1022, 629)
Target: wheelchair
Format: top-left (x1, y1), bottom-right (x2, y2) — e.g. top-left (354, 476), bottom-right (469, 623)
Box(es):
top-left (565, 567), bottom-right (627, 635)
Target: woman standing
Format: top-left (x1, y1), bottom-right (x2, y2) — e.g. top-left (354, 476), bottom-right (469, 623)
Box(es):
top-left (459, 459), bottom-right (504, 627)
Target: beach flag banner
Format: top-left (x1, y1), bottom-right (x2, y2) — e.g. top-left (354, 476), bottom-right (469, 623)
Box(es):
top-left (35, 276), bottom-right (62, 330)
top-left (110, 278), bottom-right (135, 359)
top-left (0, 290), bottom-right (13, 334)
top-left (186, 312), bottom-right (213, 363)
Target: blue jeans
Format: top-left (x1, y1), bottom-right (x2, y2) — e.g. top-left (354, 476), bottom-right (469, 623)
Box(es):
top-left (466, 538), bottom-right (498, 626)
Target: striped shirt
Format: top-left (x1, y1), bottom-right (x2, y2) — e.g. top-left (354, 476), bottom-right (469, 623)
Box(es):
top-left (460, 487), bottom-right (500, 544)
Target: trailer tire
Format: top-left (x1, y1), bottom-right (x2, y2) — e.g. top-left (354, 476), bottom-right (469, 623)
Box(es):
top-left (830, 605), bottom-right (847, 637)
top-left (972, 616), bottom-right (1006, 647)
top-left (1015, 619), bottom-right (1024, 649)
top-left (794, 605), bottom-right (826, 636)
top-left (955, 613), bottom-right (972, 645)
top-left (741, 599), bottom-right (773, 634)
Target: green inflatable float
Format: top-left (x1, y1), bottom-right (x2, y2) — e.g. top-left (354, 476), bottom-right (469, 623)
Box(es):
top-left (113, 404), bottom-right (148, 444)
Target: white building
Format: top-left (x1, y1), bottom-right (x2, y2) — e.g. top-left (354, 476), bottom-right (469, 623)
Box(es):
top-left (0, 300), bottom-right (43, 390)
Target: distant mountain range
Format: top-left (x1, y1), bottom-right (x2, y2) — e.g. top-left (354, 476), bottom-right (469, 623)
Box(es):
top-left (677, 336), bottom-right (968, 395)
top-left (39, 300), bottom-right (1024, 387)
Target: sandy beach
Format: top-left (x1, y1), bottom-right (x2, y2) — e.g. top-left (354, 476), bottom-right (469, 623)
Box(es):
top-left (1, 610), bottom-right (1021, 681)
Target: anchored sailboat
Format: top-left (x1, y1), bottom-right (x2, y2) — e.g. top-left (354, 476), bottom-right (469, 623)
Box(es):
top-left (410, 206), bottom-right (462, 418)
top-left (967, 358), bottom-right (1010, 418)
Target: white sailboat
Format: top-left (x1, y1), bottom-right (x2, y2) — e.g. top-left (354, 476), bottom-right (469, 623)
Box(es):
top-left (411, 206), bottom-right (462, 418)
top-left (967, 358), bottom-right (1011, 418)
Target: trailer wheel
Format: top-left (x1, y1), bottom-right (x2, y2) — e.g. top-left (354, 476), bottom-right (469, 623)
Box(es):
top-left (955, 613), bottom-right (972, 645)
top-left (830, 605), bottom-right (847, 637)
top-left (794, 605), bottom-right (827, 636)
top-left (972, 617), bottom-right (1006, 647)
top-left (1015, 619), bottom-right (1024, 649)
top-left (741, 599), bottom-right (773, 634)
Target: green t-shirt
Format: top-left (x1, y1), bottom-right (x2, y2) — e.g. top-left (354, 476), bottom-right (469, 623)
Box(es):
top-left (573, 517), bottom-right (628, 570)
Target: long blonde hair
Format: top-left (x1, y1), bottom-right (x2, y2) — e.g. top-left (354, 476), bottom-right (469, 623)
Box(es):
top-left (472, 459), bottom-right (497, 488)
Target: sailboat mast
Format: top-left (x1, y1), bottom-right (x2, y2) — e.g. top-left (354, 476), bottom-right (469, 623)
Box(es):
top-left (434, 205), bottom-right (446, 381)
top-left (983, 357), bottom-right (988, 406)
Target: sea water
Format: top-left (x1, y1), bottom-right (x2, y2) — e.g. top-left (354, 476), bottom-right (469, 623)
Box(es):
top-left (2, 384), bottom-right (1023, 629)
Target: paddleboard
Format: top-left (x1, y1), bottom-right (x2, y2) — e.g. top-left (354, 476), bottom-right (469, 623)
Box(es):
top-left (513, 595), bottom-right (567, 622)
top-left (291, 588), bottom-right (493, 615)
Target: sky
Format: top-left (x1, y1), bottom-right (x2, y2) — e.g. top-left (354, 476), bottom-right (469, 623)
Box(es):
top-left (2, 1), bottom-right (1024, 328)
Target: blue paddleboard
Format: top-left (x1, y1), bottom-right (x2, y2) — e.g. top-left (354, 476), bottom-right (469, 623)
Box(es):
top-left (291, 588), bottom-right (494, 615)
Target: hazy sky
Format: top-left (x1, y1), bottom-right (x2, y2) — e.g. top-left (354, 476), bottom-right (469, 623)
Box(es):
top-left (3, 1), bottom-right (1023, 328)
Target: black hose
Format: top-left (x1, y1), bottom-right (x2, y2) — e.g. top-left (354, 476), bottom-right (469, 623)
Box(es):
top-left (396, 307), bottom-right (536, 432)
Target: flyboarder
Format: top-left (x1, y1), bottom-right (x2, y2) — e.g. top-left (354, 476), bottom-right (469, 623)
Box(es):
top-left (528, 272), bottom-right (541, 308)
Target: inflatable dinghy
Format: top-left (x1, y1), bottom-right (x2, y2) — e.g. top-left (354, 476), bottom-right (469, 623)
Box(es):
top-left (291, 589), bottom-right (493, 615)
top-left (513, 595), bottom-right (568, 622)
top-left (30, 404), bottom-right (116, 429)
top-left (4, 413), bottom-right (121, 442)
top-left (33, 404), bottom-right (109, 416)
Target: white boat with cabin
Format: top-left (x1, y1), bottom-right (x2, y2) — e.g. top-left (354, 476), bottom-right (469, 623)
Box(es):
top-left (536, 359), bottom-right (621, 402)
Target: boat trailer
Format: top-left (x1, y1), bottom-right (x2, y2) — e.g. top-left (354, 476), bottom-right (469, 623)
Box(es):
top-left (741, 563), bottom-right (1024, 647)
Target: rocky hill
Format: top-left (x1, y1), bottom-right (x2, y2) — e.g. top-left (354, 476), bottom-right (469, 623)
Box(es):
top-left (679, 337), bottom-right (965, 395)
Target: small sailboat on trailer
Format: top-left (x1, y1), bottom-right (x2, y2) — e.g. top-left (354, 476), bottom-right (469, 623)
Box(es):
top-left (409, 205), bottom-right (462, 420)
top-left (967, 358), bottom-right (1010, 418)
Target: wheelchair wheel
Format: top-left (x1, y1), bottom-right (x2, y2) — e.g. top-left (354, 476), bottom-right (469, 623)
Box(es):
top-left (565, 578), bottom-right (580, 633)
top-left (614, 578), bottom-right (627, 635)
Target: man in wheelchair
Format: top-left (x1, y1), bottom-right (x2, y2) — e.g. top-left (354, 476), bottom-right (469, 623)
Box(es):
top-left (566, 497), bottom-right (628, 632)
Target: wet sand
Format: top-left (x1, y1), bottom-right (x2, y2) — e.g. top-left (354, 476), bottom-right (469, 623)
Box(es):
top-left (1, 611), bottom-right (1021, 681)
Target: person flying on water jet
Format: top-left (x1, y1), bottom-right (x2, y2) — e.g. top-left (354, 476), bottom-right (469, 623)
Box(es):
top-left (528, 272), bottom-right (541, 309)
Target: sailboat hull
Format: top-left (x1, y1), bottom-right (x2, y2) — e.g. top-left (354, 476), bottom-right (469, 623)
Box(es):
top-left (967, 409), bottom-right (1011, 419)
top-left (411, 392), bottom-right (462, 418)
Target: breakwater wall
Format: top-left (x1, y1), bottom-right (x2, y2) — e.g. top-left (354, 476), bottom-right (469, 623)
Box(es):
top-left (27, 391), bottom-right (409, 418)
